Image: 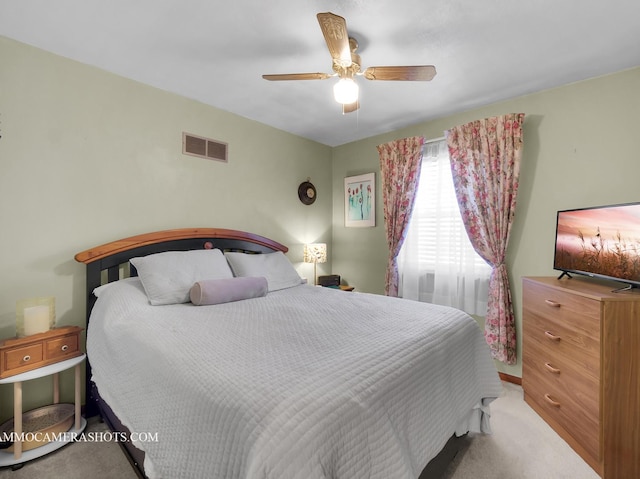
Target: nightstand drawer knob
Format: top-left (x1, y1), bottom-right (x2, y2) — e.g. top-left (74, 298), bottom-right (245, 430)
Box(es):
top-left (23, 355), bottom-right (31, 362)
top-left (545, 299), bottom-right (561, 307)
top-left (61, 345), bottom-right (69, 352)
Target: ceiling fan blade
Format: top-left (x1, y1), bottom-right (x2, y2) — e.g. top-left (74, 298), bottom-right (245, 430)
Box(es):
top-left (262, 73), bottom-right (333, 81)
top-left (317, 12), bottom-right (352, 68)
top-left (342, 100), bottom-right (359, 114)
top-left (363, 65), bottom-right (437, 81)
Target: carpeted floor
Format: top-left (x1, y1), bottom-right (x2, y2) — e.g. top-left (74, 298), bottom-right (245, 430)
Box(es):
top-left (441, 382), bottom-right (599, 479)
top-left (0, 382), bottom-right (599, 478)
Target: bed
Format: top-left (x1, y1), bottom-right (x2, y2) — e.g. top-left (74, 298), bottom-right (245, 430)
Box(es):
top-left (75, 228), bottom-right (502, 479)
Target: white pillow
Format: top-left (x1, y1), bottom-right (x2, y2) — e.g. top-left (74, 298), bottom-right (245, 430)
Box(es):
top-left (93, 277), bottom-right (142, 298)
top-left (224, 251), bottom-right (303, 291)
top-left (130, 249), bottom-right (234, 305)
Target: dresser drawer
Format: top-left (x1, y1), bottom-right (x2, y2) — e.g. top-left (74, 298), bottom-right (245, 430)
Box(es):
top-left (525, 367), bottom-right (600, 461)
top-left (523, 279), bottom-right (600, 328)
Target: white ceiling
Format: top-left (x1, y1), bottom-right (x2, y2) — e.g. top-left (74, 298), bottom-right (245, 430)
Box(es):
top-left (1, 1), bottom-right (639, 147)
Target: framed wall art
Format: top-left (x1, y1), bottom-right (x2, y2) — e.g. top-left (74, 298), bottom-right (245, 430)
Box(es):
top-left (344, 173), bottom-right (375, 227)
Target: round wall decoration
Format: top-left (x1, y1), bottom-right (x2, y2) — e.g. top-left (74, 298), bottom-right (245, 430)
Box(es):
top-left (298, 180), bottom-right (317, 205)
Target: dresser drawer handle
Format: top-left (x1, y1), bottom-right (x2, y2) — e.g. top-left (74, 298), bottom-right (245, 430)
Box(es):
top-left (545, 299), bottom-right (561, 308)
top-left (544, 394), bottom-right (561, 407)
top-left (544, 330), bottom-right (561, 341)
top-left (22, 355), bottom-right (31, 362)
top-left (61, 345), bottom-right (69, 352)
top-left (544, 362), bottom-right (561, 374)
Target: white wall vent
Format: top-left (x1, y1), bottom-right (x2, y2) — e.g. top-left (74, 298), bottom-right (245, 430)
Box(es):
top-left (182, 132), bottom-right (228, 163)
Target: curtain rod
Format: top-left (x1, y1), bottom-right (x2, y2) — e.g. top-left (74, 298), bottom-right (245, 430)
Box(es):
top-left (425, 135), bottom-right (445, 144)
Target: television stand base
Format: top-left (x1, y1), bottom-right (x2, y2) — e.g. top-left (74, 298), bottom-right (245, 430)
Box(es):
top-left (611, 283), bottom-right (638, 293)
top-left (557, 271), bottom-right (573, 280)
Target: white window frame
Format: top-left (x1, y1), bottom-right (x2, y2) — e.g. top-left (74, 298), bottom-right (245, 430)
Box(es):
top-left (398, 138), bottom-right (491, 315)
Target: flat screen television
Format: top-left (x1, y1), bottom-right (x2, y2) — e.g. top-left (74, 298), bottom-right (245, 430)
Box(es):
top-left (554, 202), bottom-right (640, 290)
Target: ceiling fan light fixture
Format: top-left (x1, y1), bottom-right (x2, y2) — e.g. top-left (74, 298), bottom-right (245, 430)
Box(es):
top-left (333, 78), bottom-right (359, 104)
top-left (262, 13), bottom-right (436, 114)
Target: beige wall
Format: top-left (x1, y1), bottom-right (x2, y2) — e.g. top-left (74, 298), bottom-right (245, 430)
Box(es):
top-left (331, 66), bottom-right (640, 377)
top-left (0, 36), bottom-right (332, 415)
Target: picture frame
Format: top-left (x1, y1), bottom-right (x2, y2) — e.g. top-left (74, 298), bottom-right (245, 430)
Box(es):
top-left (344, 173), bottom-right (375, 227)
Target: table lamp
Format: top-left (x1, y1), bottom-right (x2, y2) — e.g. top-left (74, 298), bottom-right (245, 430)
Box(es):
top-left (303, 243), bottom-right (327, 285)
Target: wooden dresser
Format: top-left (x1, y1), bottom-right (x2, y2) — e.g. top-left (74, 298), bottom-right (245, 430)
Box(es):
top-left (522, 276), bottom-right (640, 478)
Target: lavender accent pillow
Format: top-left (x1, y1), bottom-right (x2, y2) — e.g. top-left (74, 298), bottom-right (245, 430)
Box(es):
top-left (190, 277), bottom-right (268, 306)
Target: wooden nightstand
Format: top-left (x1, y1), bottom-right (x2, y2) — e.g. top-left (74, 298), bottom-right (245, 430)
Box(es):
top-left (323, 285), bottom-right (354, 292)
top-left (0, 328), bottom-right (86, 467)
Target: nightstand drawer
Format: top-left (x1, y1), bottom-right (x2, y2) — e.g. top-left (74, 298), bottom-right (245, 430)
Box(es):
top-left (3, 344), bottom-right (44, 375)
top-left (46, 334), bottom-right (79, 360)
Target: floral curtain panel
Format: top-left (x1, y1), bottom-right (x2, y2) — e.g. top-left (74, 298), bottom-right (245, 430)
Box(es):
top-left (377, 136), bottom-right (425, 296)
top-left (445, 114), bottom-right (525, 364)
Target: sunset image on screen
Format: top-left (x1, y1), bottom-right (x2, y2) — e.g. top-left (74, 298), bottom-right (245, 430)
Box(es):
top-left (554, 204), bottom-right (640, 282)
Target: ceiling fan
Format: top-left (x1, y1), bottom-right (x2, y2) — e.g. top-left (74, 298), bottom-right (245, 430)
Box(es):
top-left (262, 12), bottom-right (437, 114)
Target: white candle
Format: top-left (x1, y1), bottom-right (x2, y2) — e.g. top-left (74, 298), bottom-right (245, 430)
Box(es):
top-left (23, 305), bottom-right (50, 336)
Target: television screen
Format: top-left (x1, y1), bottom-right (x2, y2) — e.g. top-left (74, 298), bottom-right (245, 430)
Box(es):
top-left (554, 202), bottom-right (640, 287)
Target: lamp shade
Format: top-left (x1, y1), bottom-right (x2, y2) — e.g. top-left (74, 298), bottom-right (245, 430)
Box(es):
top-left (333, 78), bottom-right (359, 105)
top-left (303, 243), bottom-right (327, 264)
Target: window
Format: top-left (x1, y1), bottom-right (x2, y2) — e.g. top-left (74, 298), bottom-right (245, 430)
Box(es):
top-left (398, 139), bottom-right (491, 315)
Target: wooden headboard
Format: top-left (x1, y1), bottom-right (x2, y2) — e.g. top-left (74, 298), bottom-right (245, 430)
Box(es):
top-left (75, 228), bottom-right (288, 320)
top-left (74, 227), bottom-right (288, 417)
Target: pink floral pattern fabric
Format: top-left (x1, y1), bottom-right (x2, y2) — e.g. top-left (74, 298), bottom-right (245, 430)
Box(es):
top-left (445, 114), bottom-right (524, 364)
top-left (377, 136), bottom-right (425, 296)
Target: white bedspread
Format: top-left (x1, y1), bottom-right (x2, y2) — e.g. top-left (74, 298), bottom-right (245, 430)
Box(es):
top-left (87, 279), bottom-right (502, 479)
